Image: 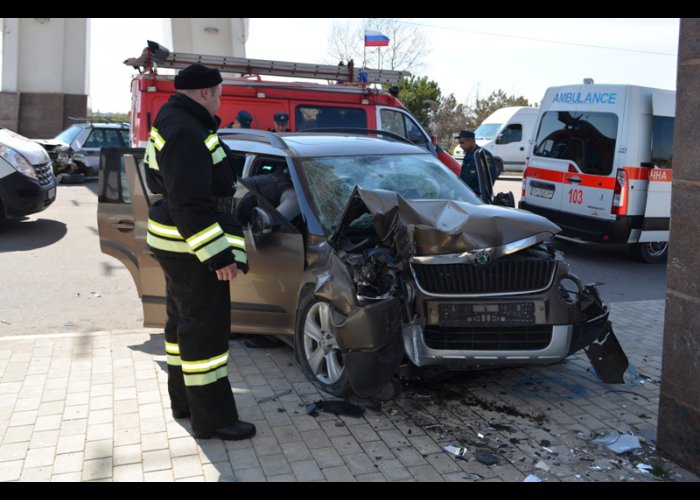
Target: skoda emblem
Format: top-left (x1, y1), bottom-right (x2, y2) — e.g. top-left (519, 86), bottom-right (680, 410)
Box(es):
top-left (474, 251), bottom-right (490, 267)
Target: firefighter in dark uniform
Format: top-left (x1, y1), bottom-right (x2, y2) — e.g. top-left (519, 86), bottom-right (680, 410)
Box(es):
top-left (144, 63), bottom-right (255, 440)
top-left (271, 112), bottom-right (290, 132)
top-left (456, 129), bottom-right (499, 195)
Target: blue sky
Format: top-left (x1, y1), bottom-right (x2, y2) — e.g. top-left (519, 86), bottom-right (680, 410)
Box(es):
top-left (89, 18), bottom-right (680, 113)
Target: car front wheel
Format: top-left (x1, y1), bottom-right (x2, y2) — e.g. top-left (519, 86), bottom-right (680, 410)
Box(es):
top-left (294, 291), bottom-right (350, 397)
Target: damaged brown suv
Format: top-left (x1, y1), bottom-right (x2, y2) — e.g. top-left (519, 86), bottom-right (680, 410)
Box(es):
top-left (97, 130), bottom-right (625, 399)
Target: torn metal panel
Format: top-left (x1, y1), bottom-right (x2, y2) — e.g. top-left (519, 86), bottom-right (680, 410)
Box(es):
top-left (330, 296), bottom-right (401, 351)
top-left (343, 333), bottom-right (404, 397)
top-left (584, 321), bottom-right (629, 384)
top-left (312, 252), bottom-right (356, 315)
top-left (331, 187), bottom-right (562, 257)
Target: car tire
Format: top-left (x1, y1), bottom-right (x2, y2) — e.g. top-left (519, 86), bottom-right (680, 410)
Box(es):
top-left (631, 241), bottom-right (668, 264)
top-left (294, 290), bottom-right (351, 397)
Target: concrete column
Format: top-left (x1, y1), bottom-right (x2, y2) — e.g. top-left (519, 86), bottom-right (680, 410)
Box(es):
top-left (0, 18), bottom-right (89, 137)
top-left (166, 18), bottom-right (247, 58)
top-left (657, 18), bottom-right (700, 476)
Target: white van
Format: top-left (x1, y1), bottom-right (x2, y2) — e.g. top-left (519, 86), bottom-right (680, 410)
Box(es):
top-left (519, 83), bottom-right (674, 263)
top-left (0, 127), bottom-right (57, 222)
top-left (454, 106), bottom-right (539, 172)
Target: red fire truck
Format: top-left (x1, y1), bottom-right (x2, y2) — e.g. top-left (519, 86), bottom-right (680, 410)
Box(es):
top-left (124, 41), bottom-right (461, 175)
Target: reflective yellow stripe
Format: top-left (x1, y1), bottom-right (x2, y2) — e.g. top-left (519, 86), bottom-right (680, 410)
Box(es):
top-left (205, 134), bottom-right (219, 150)
top-left (166, 354), bottom-right (182, 366)
top-left (194, 236), bottom-right (230, 262)
top-left (226, 234), bottom-right (245, 250)
top-left (181, 352), bottom-right (228, 374)
top-left (150, 127), bottom-right (166, 150)
top-left (183, 366), bottom-right (228, 387)
top-left (148, 223), bottom-right (247, 262)
top-left (147, 233), bottom-right (191, 253)
top-left (211, 147), bottom-right (226, 165)
top-left (145, 142), bottom-right (159, 171)
top-left (165, 341), bottom-right (180, 355)
top-left (148, 219), bottom-right (183, 239)
top-left (232, 248), bottom-right (248, 265)
top-left (186, 223), bottom-right (223, 249)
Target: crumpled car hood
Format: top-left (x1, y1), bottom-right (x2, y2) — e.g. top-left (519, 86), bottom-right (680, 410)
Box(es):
top-left (330, 187), bottom-right (562, 257)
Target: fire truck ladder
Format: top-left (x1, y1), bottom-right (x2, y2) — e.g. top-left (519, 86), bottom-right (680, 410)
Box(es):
top-left (125, 41), bottom-right (410, 85)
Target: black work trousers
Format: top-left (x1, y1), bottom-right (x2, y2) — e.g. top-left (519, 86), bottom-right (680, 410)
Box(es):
top-left (154, 253), bottom-right (239, 437)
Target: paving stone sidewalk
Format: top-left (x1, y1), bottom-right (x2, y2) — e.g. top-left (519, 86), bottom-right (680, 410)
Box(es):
top-left (0, 299), bottom-right (698, 482)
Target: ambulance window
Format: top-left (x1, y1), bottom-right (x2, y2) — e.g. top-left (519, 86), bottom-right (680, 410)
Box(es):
top-left (651, 116), bottom-right (674, 168)
top-left (533, 111), bottom-right (618, 175)
top-left (295, 105), bottom-right (367, 131)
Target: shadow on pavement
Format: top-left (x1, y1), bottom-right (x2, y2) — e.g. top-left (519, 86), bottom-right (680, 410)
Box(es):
top-left (0, 217), bottom-right (67, 251)
top-left (128, 332), bottom-right (241, 480)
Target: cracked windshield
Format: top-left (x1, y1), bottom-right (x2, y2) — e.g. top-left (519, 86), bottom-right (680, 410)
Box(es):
top-left (301, 153), bottom-right (481, 234)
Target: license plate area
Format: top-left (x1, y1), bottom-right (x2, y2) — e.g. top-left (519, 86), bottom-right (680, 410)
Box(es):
top-left (437, 302), bottom-right (537, 327)
top-left (529, 180), bottom-right (555, 199)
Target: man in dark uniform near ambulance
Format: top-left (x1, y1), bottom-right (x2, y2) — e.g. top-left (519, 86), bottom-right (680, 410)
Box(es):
top-left (456, 129), bottom-right (499, 195)
top-left (144, 63), bottom-right (255, 440)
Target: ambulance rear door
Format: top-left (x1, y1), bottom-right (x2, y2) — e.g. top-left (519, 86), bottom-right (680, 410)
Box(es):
top-left (527, 85), bottom-right (625, 222)
top-left (639, 90), bottom-right (674, 243)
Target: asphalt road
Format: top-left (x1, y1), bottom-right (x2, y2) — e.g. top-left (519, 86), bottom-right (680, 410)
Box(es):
top-left (0, 179), bottom-right (667, 338)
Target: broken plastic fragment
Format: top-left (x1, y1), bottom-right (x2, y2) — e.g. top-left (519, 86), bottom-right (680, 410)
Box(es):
top-left (523, 474), bottom-right (542, 482)
top-left (257, 389), bottom-right (292, 403)
top-left (443, 445), bottom-right (469, 460)
top-left (474, 449), bottom-right (499, 466)
top-left (534, 460), bottom-right (550, 471)
top-left (306, 400), bottom-right (365, 417)
top-left (636, 463), bottom-right (653, 474)
top-left (591, 431), bottom-right (641, 454)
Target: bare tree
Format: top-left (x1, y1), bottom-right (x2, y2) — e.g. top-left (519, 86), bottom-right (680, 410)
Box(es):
top-left (327, 18), bottom-right (430, 72)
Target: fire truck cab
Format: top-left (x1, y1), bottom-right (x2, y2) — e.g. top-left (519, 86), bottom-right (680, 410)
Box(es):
top-left (519, 82), bottom-right (675, 263)
top-left (125, 42), bottom-right (461, 175)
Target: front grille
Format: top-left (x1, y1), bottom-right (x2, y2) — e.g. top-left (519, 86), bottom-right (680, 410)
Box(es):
top-left (424, 325), bottom-right (553, 351)
top-left (412, 257), bottom-right (556, 295)
top-left (33, 162), bottom-right (54, 187)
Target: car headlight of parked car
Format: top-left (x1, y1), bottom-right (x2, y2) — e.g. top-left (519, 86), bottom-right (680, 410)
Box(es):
top-left (0, 144), bottom-right (38, 180)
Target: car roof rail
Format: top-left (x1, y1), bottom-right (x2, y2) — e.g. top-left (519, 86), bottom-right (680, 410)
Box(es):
top-left (301, 127), bottom-right (413, 145)
top-left (217, 128), bottom-right (288, 150)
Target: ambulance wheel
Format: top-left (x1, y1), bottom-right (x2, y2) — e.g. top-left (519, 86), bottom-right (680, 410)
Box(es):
top-left (631, 241), bottom-right (668, 264)
top-left (294, 291), bottom-right (350, 397)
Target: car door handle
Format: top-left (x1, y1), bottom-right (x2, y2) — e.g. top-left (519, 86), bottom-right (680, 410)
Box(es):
top-left (111, 220), bottom-right (134, 230)
top-left (567, 177), bottom-right (582, 184)
top-left (520, 147), bottom-right (524, 151)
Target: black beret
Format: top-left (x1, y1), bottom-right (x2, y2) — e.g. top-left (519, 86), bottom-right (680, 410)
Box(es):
top-left (455, 130), bottom-right (476, 140)
top-left (174, 64), bottom-right (223, 90)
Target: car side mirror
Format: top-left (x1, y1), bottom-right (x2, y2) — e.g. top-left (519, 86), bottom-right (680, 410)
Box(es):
top-left (495, 134), bottom-right (505, 145)
top-left (251, 207), bottom-right (279, 240)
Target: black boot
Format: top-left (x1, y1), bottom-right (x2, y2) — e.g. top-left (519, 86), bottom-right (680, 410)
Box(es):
top-left (196, 420), bottom-right (256, 440)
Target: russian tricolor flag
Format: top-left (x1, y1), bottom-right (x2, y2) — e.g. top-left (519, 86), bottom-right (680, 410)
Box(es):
top-left (364, 30), bottom-right (390, 47)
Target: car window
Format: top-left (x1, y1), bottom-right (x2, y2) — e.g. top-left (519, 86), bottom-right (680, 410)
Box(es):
top-left (295, 105), bottom-right (367, 131)
top-left (55, 124), bottom-right (83, 145)
top-left (300, 153), bottom-right (481, 234)
top-left (119, 130), bottom-right (130, 145)
top-left (84, 129), bottom-right (124, 148)
top-left (380, 109), bottom-right (427, 145)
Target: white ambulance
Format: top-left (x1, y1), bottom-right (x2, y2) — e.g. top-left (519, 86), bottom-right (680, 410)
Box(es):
top-left (519, 82), bottom-right (674, 263)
